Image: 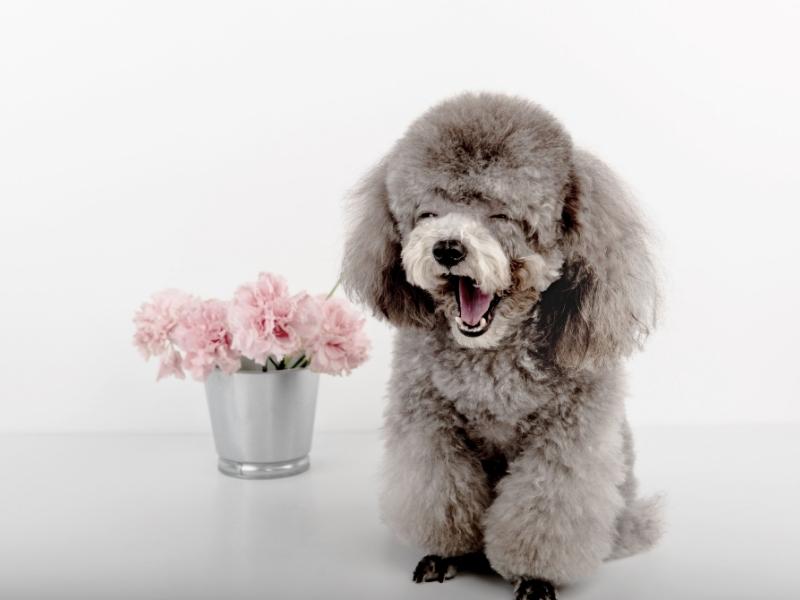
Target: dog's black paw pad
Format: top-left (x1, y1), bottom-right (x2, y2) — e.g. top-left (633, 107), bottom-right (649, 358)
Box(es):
top-left (412, 554), bottom-right (457, 583)
top-left (514, 578), bottom-right (557, 600)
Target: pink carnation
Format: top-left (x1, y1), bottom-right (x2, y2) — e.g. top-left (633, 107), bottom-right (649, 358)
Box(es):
top-left (133, 290), bottom-right (194, 381)
top-left (291, 292), bottom-right (323, 341)
top-left (157, 347), bottom-right (185, 381)
top-left (308, 297), bottom-right (370, 376)
top-left (173, 299), bottom-right (241, 381)
top-left (132, 289), bottom-right (193, 360)
top-left (228, 273), bottom-right (305, 364)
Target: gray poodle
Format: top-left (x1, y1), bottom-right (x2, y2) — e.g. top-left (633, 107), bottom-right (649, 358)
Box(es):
top-left (341, 93), bottom-right (662, 600)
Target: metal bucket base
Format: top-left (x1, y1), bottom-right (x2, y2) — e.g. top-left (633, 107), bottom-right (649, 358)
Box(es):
top-left (217, 456), bottom-right (310, 479)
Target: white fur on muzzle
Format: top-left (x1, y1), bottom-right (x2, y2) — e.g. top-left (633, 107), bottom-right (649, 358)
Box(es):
top-left (401, 213), bottom-right (511, 294)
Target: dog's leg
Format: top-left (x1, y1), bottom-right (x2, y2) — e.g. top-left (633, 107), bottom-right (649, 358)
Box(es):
top-left (483, 414), bottom-right (626, 594)
top-left (380, 353), bottom-right (492, 567)
top-left (381, 416), bottom-right (491, 558)
top-left (412, 551), bottom-right (492, 583)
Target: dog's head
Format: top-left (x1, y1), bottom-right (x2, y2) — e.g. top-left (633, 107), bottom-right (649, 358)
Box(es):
top-left (343, 93), bottom-right (657, 368)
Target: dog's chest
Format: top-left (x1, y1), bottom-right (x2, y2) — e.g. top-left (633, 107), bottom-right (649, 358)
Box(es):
top-left (429, 346), bottom-right (554, 449)
top-left (461, 416), bottom-right (525, 455)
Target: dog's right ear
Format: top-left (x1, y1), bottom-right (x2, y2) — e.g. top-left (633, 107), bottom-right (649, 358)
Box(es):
top-left (341, 159), bottom-right (435, 328)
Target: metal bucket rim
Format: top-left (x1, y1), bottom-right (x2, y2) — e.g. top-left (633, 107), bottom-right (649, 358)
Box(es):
top-left (212, 367), bottom-right (318, 378)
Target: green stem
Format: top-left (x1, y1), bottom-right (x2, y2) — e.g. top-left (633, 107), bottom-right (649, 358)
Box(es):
top-left (290, 354), bottom-right (307, 369)
top-left (326, 277), bottom-right (342, 299)
top-left (268, 357), bottom-right (281, 370)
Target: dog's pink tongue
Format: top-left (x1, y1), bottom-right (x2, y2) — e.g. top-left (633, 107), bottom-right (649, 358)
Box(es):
top-left (458, 278), bottom-right (492, 326)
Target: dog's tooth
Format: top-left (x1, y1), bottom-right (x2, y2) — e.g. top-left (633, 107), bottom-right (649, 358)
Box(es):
top-left (455, 316), bottom-right (463, 326)
top-left (480, 317), bottom-right (487, 328)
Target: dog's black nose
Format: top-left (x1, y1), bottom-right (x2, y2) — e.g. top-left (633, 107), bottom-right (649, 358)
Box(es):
top-left (432, 240), bottom-right (466, 267)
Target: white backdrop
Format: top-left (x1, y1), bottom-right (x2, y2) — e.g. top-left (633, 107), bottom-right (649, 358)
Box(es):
top-left (1, 1), bottom-right (798, 432)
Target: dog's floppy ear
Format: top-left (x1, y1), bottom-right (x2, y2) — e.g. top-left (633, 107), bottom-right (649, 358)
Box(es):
top-left (341, 159), bottom-right (435, 328)
top-left (538, 150), bottom-right (658, 370)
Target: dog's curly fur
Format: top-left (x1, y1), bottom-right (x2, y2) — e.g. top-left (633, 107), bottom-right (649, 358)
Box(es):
top-left (342, 93), bottom-right (662, 599)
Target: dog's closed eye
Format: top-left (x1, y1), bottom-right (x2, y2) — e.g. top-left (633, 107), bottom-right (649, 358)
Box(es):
top-left (490, 214), bottom-right (510, 221)
top-left (417, 212), bottom-right (437, 221)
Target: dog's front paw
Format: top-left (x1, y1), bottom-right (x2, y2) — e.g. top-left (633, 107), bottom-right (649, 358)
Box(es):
top-left (412, 554), bottom-right (457, 583)
top-left (514, 578), bottom-right (557, 600)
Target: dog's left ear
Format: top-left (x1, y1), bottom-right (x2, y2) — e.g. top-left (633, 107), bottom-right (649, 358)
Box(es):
top-left (538, 150), bottom-right (659, 370)
top-left (341, 159), bottom-right (435, 328)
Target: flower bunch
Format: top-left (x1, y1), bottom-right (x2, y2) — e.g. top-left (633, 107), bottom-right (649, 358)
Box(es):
top-left (133, 273), bottom-right (370, 380)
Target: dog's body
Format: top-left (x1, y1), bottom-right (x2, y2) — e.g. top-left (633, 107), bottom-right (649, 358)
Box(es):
top-left (342, 93), bottom-right (662, 600)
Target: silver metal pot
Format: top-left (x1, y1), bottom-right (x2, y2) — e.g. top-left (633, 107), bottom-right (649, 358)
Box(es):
top-left (204, 368), bottom-right (320, 479)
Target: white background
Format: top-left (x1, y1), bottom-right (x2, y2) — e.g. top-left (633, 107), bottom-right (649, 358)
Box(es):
top-left (1, 0), bottom-right (798, 433)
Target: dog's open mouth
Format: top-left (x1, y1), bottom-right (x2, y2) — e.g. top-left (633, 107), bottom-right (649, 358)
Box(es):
top-left (451, 276), bottom-right (500, 337)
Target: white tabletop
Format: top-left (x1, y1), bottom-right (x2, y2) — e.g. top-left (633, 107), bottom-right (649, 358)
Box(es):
top-left (0, 426), bottom-right (798, 599)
